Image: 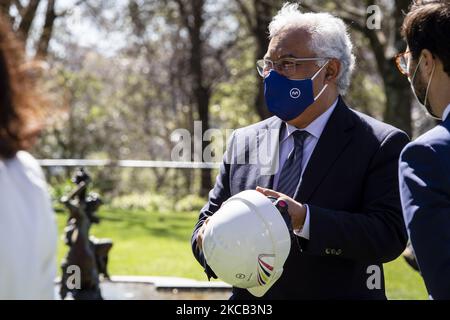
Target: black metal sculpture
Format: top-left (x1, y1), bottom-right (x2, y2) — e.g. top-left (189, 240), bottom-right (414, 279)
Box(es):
top-left (60, 168), bottom-right (113, 300)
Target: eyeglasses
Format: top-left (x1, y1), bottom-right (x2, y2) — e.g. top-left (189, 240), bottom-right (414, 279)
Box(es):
top-left (394, 51), bottom-right (411, 77)
top-left (256, 57), bottom-right (330, 78)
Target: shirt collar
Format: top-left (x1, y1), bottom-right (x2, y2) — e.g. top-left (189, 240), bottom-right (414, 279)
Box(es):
top-left (282, 98), bottom-right (339, 142)
top-left (443, 103), bottom-right (450, 121)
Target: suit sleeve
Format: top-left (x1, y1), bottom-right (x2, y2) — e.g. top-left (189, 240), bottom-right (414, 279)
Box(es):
top-left (399, 142), bottom-right (450, 299)
top-left (303, 130), bottom-right (409, 264)
top-left (191, 131), bottom-right (235, 280)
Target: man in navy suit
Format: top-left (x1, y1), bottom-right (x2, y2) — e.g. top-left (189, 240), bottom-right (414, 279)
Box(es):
top-left (397, 0), bottom-right (450, 299)
top-left (192, 3), bottom-right (409, 299)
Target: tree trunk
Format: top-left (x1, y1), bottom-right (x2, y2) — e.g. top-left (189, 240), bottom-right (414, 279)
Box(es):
top-left (197, 87), bottom-right (211, 197)
top-left (186, 0), bottom-right (212, 197)
top-left (382, 0), bottom-right (413, 136)
top-left (18, 0), bottom-right (41, 42)
top-left (36, 0), bottom-right (57, 59)
top-left (383, 64), bottom-right (412, 137)
top-left (235, 0), bottom-right (286, 120)
top-left (252, 0), bottom-right (274, 120)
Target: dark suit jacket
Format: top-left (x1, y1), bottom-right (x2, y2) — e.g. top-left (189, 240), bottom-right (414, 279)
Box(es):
top-left (399, 115), bottom-right (450, 299)
top-left (192, 97), bottom-right (409, 299)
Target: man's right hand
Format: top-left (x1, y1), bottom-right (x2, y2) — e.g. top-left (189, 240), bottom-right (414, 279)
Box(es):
top-left (196, 217), bottom-right (211, 251)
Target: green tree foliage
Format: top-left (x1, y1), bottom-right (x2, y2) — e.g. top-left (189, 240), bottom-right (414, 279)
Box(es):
top-left (27, 0), bottom-right (433, 201)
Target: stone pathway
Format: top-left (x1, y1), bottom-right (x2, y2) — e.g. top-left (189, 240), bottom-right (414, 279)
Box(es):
top-left (55, 275), bottom-right (232, 300)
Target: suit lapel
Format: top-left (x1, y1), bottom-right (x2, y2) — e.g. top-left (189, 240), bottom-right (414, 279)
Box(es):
top-left (256, 168), bottom-right (275, 189)
top-left (296, 97), bottom-right (355, 203)
top-left (256, 117), bottom-right (283, 189)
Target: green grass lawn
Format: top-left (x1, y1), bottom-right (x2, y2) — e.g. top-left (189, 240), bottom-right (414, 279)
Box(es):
top-left (56, 208), bottom-right (429, 300)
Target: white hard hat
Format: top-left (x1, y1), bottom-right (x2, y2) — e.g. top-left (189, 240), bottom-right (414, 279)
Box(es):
top-left (202, 190), bottom-right (291, 297)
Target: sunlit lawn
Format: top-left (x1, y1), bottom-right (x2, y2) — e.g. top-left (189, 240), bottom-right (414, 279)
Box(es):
top-left (55, 208), bottom-right (428, 300)
top-left (384, 254), bottom-right (428, 299)
top-left (56, 208), bottom-right (204, 279)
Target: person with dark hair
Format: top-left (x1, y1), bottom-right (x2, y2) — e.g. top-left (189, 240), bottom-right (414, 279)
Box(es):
top-left (0, 15), bottom-right (57, 299)
top-left (396, 0), bottom-right (450, 299)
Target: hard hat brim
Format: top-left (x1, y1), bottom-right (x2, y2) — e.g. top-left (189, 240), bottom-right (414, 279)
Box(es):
top-left (247, 268), bottom-right (283, 297)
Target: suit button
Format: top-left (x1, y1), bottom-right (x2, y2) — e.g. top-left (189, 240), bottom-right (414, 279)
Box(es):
top-left (325, 248), bottom-right (331, 254)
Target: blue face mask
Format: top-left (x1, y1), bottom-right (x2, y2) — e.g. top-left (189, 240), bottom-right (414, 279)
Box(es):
top-left (264, 61), bottom-right (329, 121)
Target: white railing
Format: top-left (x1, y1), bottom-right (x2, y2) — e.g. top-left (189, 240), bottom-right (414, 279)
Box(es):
top-left (37, 159), bottom-right (221, 169)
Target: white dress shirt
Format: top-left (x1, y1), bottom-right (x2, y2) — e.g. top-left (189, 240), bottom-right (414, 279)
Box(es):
top-left (0, 151), bottom-right (57, 299)
top-left (273, 98), bottom-right (338, 239)
top-left (443, 103), bottom-right (450, 121)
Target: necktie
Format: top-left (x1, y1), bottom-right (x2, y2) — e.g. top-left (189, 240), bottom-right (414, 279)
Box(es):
top-left (277, 130), bottom-right (309, 198)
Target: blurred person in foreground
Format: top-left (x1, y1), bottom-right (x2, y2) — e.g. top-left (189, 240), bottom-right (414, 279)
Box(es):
top-left (0, 14), bottom-right (57, 299)
top-left (397, 0), bottom-right (450, 299)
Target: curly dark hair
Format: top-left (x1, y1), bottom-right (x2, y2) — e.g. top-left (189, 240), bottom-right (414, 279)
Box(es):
top-left (0, 14), bottom-right (46, 159)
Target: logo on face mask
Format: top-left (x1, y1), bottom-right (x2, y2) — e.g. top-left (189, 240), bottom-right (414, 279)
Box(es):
top-left (290, 88), bottom-right (301, 99)
top-left (264, 61), bottom-right (329, 122)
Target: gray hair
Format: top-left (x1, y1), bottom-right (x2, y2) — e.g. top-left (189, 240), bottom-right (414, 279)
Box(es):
top-left (268, 3), bottom-right (356, 95)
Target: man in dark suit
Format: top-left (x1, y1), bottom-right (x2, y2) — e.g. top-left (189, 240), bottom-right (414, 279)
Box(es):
top-left (192, 3), bottom-right (409, 299)
top-left (397, 0), bottom-right (450, 299)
